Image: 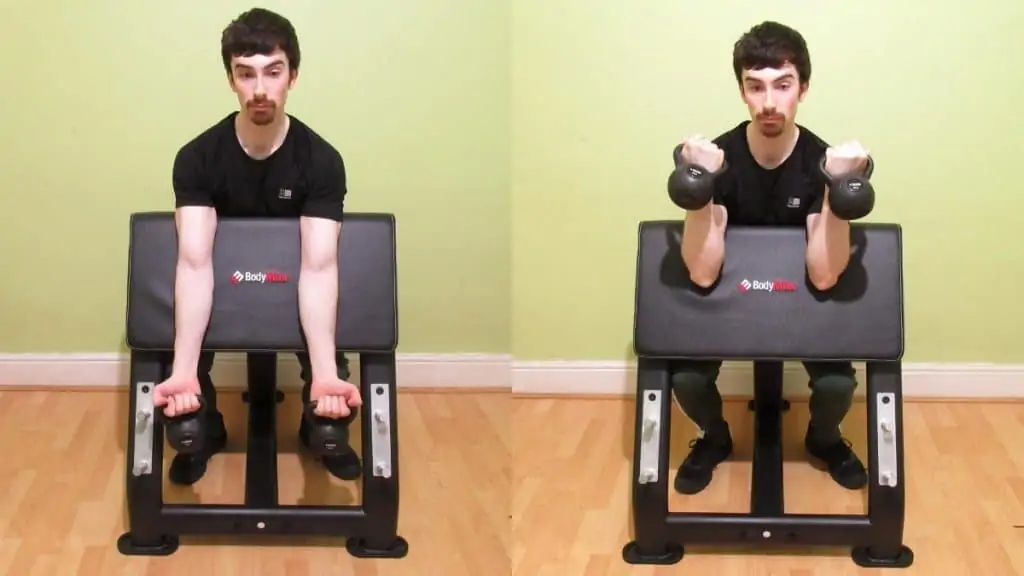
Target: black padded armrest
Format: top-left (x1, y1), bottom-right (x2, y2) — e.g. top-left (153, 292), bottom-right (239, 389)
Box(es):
top-left (125, 211), bottom-right (398, 353)
top-left (632, 221), bottom-right (904, 361)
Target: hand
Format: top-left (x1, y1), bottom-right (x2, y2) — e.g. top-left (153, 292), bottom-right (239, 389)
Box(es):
top-left (153, 374), bottom-right (202, 418)
top-left (310, 376), bottom-right (363, 418)
top-left (825, 141), bottom-right (870, 177)
top-left (680, 135), bottom-right (725, 173)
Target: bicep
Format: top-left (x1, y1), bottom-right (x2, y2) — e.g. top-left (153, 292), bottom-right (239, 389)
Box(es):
top-left (300, 216), bottom-right (341, 270)
top-left (175, 206), bottom-right (217, 267)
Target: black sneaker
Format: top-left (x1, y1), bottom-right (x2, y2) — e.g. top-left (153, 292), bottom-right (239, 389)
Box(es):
top-left (168, 410), bottom-right (227, 486)
top-left (674, 424), bottom-right (733, 495)
top-left (805, 429), bottom-right (868, 490)
top-left (299, 418), bottom-right (362, 481)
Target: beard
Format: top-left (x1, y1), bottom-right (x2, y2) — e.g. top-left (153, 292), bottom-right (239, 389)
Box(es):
top-left (247, 100), bottom-right (277, 126)
top-left (756, 113), bottom-right (786, 138)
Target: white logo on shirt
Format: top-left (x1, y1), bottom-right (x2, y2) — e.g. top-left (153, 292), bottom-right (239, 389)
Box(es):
top-left (786, 196), bottom-right (801, 208)
top-left (278, 188), bottom-right (292, 200)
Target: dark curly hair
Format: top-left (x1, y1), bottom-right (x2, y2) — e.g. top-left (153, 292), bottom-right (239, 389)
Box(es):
top-left (732, 21), bottom-right (810, 85)
top-left (221, 8), bottom-right (301, 74)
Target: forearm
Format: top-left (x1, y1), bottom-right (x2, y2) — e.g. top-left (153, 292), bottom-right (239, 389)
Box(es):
top-left (806, 196), bottom-right (852, 290)
top-left (299, 263), bottom-right (339, 380)
top-left (170, 262), bottom-right (214, 377)
top-left (681, 203), bottom-right (727, 287)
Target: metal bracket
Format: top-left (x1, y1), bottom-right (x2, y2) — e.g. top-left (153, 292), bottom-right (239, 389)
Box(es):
top-left (637, 390), bottom-right (663, 484)
top-left (875, 392), bottom-right (899, 487)
top-left (132, 381), bottom-right (155, 477)
top-left (369, 383), bottom-right (393, 479)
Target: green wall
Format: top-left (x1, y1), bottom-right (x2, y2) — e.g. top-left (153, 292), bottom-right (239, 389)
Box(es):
top-left (0, 2), bottom-right (510, 354)
top-left (3, 2), bottom-right (1022, 364)
top-left (511, 1), bottom-right (1024, 362)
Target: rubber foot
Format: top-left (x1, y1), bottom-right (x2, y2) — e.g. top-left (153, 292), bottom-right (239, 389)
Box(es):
top-left (851, 544), bottom-right (914, 568)
top-left (621, 541), bottom-right (684, 565)
top-left (747, 399), bottom-right (790, 411)
top-left (116, 533), bottom-right (179, 556)
top-left (242, 390), bottom-right (285, 403)
top-left (346, 536), bottom-right (409, 559)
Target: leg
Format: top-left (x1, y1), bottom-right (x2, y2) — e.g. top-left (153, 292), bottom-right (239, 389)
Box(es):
top-left (296, 351), bottom-right (362, 481)
top-left (167, 351), bottom-right (228, 486)
top-left (668, 359), bottom-right (732, 495)
top-left (802, 361), bottom-right (867, 490)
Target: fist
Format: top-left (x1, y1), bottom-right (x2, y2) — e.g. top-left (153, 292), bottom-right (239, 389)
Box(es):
top-left (310, 377), bottom-right (363, 419)
top-left (153, 375), bottom-right (202, 418)
top-left (825, 141), bottom-right (870, 178)
top-left (680, 135), bottom-right (725, 173)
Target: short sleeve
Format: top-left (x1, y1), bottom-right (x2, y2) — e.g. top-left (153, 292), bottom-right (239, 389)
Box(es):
top-left (172, 145), bottom-right (214, 208)
top-left (302, 148), bottom-right (346, 222)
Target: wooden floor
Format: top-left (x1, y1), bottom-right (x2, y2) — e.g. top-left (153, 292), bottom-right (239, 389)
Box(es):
top-left (0, 389), bottom-right (1022, 574)
top-left (514, 396), bottom-right (1024, 575)
top-left (0, 389), bottom-right (509, 575)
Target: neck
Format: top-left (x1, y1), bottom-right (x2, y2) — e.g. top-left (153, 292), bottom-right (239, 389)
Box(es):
top-left (746, 121), bottom-right (799, 169)
top-left (235, 112), bottom-right (290, 160)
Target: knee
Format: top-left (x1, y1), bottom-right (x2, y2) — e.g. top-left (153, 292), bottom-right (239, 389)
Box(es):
top-left (670, 367), bottom-right (714, 402)
top-left (812, 373), bottom-right (857, 400)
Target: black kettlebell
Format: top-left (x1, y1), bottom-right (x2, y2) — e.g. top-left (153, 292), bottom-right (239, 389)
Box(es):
top-left (819, 155), bottom-right (875, 221)
top-left (304, 401), bottom-right (359, 457)
top-left (667, 160), bottom-right (729, 211)
top-left (161, 395), bottom-right (207, 455)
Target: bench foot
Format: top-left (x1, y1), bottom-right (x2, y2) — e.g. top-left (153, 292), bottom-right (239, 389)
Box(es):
top-left (116, 533), bottom-right (179, 556)
top-left (621, 541), bottom-right (684, 565)
top-left (346, 535), bottom-right (409, 559)
top-left (851, 544), bottom-right (914, 568)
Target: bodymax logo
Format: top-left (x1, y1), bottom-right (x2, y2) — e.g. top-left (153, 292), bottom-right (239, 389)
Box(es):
top-left (230, 270), bottom-right (290, 284)
top-left (737, 278), bottom-right (797, 293)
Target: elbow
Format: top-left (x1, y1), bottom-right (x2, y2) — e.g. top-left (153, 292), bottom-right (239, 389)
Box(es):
top-left (808, 269), bottom-right (839, 291)
top-left (302, 252), bottom-right (337, 274)
top-left (689, 270), bottom-right (719, 289)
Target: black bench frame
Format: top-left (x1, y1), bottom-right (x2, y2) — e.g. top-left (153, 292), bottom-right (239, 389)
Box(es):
top-left (622, 357), bottom-right (914, 568)
top-left (117, 349), bottom-right (408, 558)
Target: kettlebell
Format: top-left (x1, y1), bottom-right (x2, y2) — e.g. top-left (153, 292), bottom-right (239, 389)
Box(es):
top-left (819, 155), bottom-right (876, 221)
top-left (667, 160), bottom-right (729, 211)
top-left (162, 395), bottom-right (207, 454)
top-left (304, 401), bottom-right (359, 457)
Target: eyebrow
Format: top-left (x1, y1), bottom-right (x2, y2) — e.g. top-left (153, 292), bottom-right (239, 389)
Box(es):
top-left (745, 73), bottom-right (795, 84)
top-left (233, 59), bottom-right (286, 71)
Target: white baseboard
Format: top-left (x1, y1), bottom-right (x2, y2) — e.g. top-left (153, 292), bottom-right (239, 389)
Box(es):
top-left (511, 360), bottom-right (1024, 399)
top-left (1, 354), bottom-right (1022, 399)
top-left (0, 353), bottom-right (511, 390)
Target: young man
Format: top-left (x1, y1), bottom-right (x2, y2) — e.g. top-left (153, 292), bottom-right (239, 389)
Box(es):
top-left (151, 8), bottom-right (363, 485)
top-left (669, 21), bottom-right (872, 495)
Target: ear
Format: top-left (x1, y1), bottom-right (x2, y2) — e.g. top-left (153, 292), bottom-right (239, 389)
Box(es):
top-left (798, 82), bottom-right (809, 102)
top-left (289, 69), bottom-right (299, 89)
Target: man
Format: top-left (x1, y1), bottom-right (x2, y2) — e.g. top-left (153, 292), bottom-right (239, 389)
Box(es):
top-left (151, 8), bottom-right (363, 486)
top-left (669, 21), bottom-right (872, 495)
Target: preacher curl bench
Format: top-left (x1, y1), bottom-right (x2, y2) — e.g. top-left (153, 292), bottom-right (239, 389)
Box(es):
top-left (623, 221), bottom-right (914, 568)
top-left (117, 212), bottom-right (408, 559)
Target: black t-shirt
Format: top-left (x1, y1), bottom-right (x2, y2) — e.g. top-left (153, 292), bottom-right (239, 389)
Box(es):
top-left (172, 112), bottom-right (346, 222)
top-left (674, 121), bottom-right (830, 227)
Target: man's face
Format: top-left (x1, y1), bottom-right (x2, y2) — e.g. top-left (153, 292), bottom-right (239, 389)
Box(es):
top-left (739, 63), bottom-right (806, 138)
top-left (228, 49), bottom-right (296, 126)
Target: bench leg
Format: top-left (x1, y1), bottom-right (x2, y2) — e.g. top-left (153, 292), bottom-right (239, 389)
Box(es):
top-left (345, 352), bottom-right (409, 558)
top-left (117, 351), bottom-right (179, 556)
top-left (622, 357), bottom-right (684, 565)
top-left (852, 360), bottom-right (914, 568)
